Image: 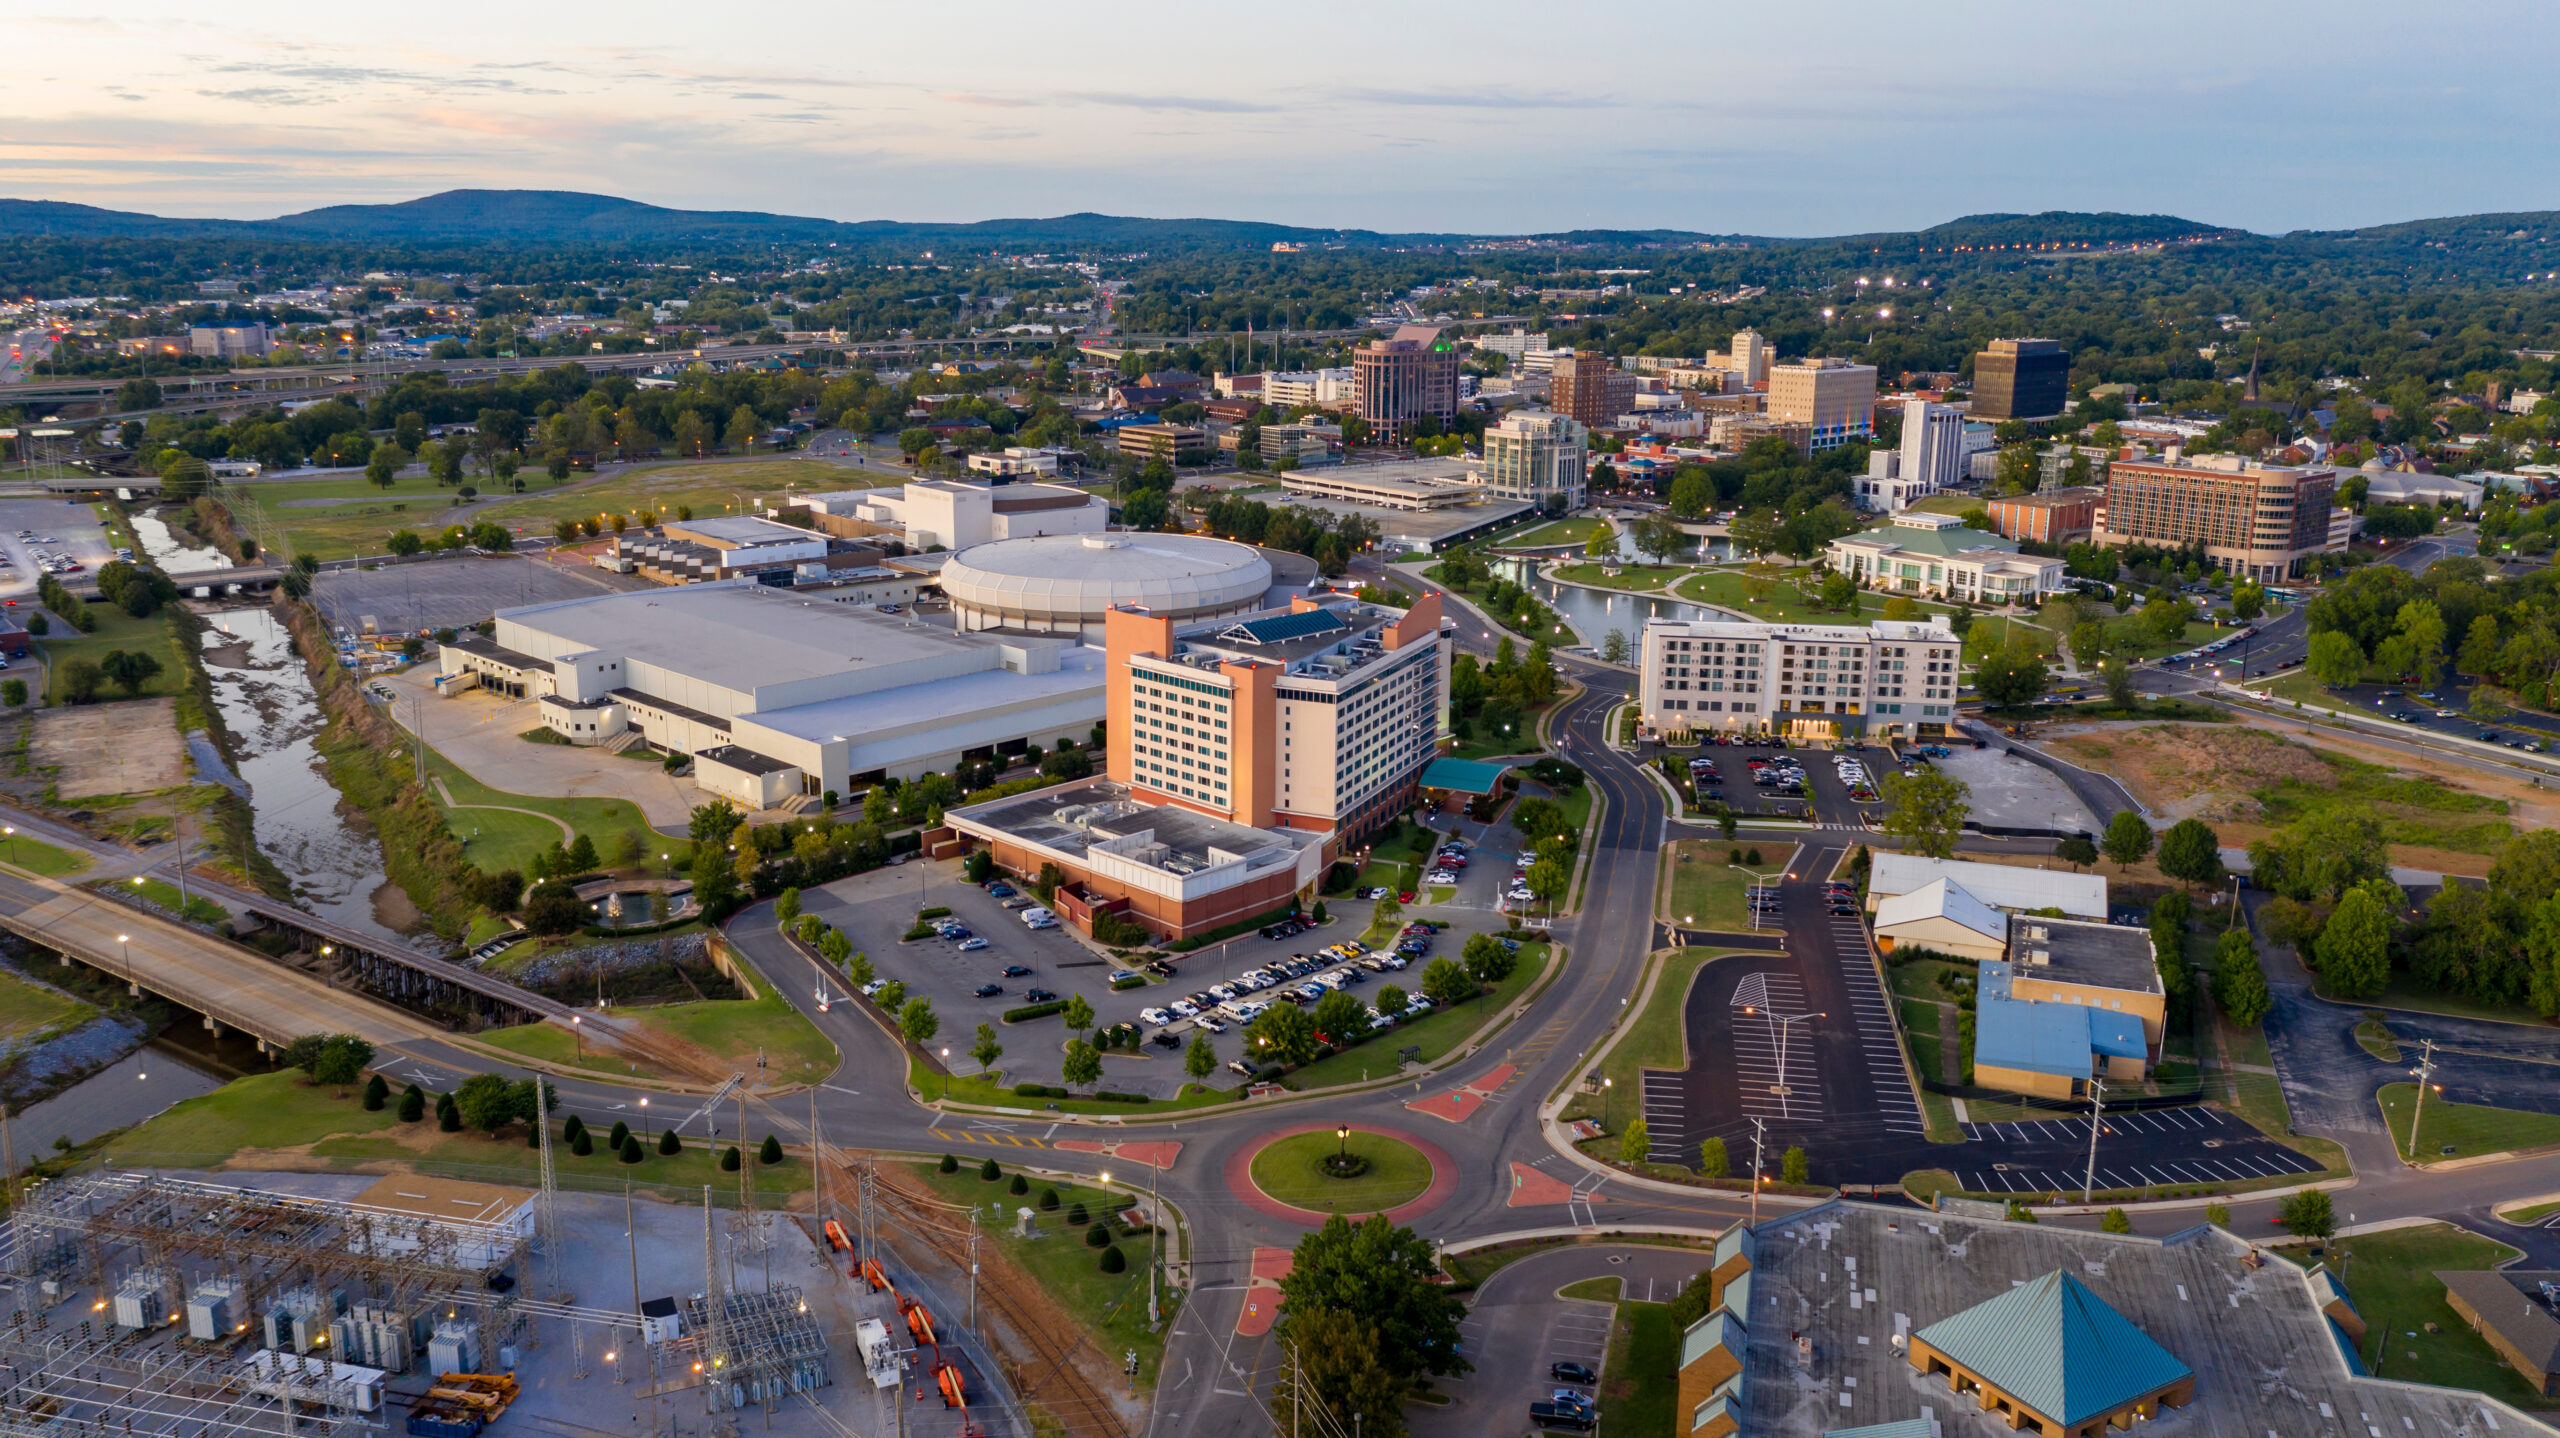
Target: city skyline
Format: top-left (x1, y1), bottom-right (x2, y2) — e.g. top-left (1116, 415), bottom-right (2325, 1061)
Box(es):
top-left (5, 1), bottom-right (2556, 236)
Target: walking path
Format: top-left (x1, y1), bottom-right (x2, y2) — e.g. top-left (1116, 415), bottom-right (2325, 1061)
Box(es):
top-left (430, 777), bottom-right (576, 841)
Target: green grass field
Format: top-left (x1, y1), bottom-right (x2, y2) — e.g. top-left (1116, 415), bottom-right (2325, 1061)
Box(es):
top-left (473, 459), bottom-right (889, 535)
top-left (425, 746), bottom-right (682, 875)
top-left (2381, 1081), bottom-right (2560, 1162)
top-left (1673, 568), bottom-right (1835, 622)
top-left (1597, 1300), bottom-right (1677, 1437)
top-left (37, 607), bottom-right (193, 705)
top-left (2273, 1225), bottom-right (2549, 1403)
top-left (106, 1070), bottom-right (815, 1195)
top-left (226, 482), bottom-right (530, 563)
top-left (1280, 941), bottom-right (1549, 1090)
top-left (0, 967), bottom-right (91, 1045)
top-left (626, 987), bottom-right (838, 1085)
top-left (1507, 518), bottom-right (1612, 548)
top-left (0, 835), bottom-right (93, 878)
top-left (1559, 948), bottom-right (1713, 1137)
top-left (104, 875), bottom-right (230, 925)
top-left (908, 1163), bottom-right (1173, 1390)
top-left (1661, 841), bottom-right (1755, 929)
top-left (1249, 1130), bottom-right (1434, 1212)
top-left (1548, 562), bottom-right (1683, 592)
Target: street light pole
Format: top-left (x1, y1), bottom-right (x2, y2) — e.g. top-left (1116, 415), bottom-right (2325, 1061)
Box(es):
top-left (2080, 1076), bottom-right (2107, 1203)
top-left (1748, 1116), bottom-right (1766, 1228)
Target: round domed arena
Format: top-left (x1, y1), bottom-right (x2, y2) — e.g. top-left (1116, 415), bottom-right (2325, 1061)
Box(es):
top-left (939, 533), bottom-right (1276, 641)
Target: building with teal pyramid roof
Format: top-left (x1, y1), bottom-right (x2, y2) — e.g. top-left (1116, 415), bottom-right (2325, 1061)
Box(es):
top-left (1909, 1269), bottom-right (2194, 1434)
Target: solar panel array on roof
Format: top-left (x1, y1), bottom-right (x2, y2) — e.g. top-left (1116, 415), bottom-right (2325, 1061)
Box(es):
top-left (1223, 608), bottom-right (1351, 644)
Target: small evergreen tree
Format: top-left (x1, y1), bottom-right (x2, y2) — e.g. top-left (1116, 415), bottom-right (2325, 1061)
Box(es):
top-left (721, 1146), bottom-right (742, 1172)
top-left (938, 1153), bottom-right (959, 1173)
top-left (1781, 1146), bottom-right (1808, 1185)
top-left (619, 1135), bottom-right (645, 1164)
top-left (571, 1130), bottom-right (594, 1157)
top-left (1008, 1173), bottom-right (1029, 1196)
top-left (658, 1128), bottom-right (682, 1156)
top-left (979, 1157), bottom-right (1001, 1181)
top-left (1098, 1244), bottom-right (1126, 1274)
top-left (759, 1134), bottom-right (785, 1165)
top-left (608, 1120), bottom-right (630, 1150)
top-left (1085, 1223), bottom-right (1111, 1249)
top-left (362, 1074), bottom-right (389, 1111)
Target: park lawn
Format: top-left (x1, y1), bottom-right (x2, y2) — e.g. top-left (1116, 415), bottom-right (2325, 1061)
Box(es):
top-left (311, 1119), bottom-right (813, 1199)
top-left (2094, 615), bottom-right (2238, 665)
top-left (0, 835), bottom-right (93, 878)
top-left (0, 966), bottom-right (91, 1045)
top-left (424, 747), bottom-right (681, 875)
top-left (908, 1163), bottom-right (1174, 1392)
top-left (38, 606), bottom-right (193, 704)
top-left (1671, 568), bottom-right (1858, 625)
top-left (107, 875), bottom-right (230, 926)
top-left (1661, 841), bottom-right (1751, 928)
top-left (1908, 494), bottom-right (1980, 517)
top-left (226, 486), bottom-right (496, 563)
top-left (1280, 942), bottom-right (1550, 1091)
top-left (1508, 518), bottom-right (1611, 548)
top-left (243, 468), bottom-right (569, 504)
top-left (1597, 1300), bottom-right (1678, 1438)
top-left (1353, 820), bottom-right (1436, 894)
top-left (1548, 562), bottom-right (1682, 593)
top-left (474, 458), bottom-right (889, 535)
top-left (2380, 1081), bottom-right (2560, 1162)
top-left (1249, 1131), bottom-right (1434, 1212)
top-left (1551, 780), bottom-right (1594, 834)
top-left (2272, 1225), bottom-right (2550, 1404)
top-left (930, 1062), bottom-right (1236, 1115)
top-left (104, 1070), bottom-right (400, 1165)
top-left (471, 1020), bottom-right (681, 1080)
top-left (620, 987), bottom-right (838, 1086)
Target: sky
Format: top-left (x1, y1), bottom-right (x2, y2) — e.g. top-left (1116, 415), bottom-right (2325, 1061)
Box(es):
top-left (5, 1), bottom-right (2557, 237)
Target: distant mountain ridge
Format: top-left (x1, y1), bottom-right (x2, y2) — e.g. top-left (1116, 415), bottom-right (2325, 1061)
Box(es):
top-left (0, 189), bottom-right (2547, 256)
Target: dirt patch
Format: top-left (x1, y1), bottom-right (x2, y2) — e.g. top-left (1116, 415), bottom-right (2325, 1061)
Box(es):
top-left (2046, 722), bottom-right (2327, 823)
top-left (30, 698), bottom-right (189, 798)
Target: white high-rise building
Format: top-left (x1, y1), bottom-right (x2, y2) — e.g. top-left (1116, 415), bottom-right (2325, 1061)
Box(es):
top-left (1728, 329), bottom-right (1769, 386)
top-left (1899, 399), bottom-right (1967, 491)
top-left (1481, 411), bottom-right (1589, 509)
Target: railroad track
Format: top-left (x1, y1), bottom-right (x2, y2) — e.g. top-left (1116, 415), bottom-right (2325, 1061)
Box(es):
top-left (862, 1162), bottom-right (1130, 1438)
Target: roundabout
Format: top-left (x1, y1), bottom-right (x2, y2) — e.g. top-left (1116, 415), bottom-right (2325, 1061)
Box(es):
top-left (1228, 1122), bottom-right (1459, 1225)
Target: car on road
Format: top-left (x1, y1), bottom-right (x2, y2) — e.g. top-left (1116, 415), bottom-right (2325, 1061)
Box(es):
top-left (957, 937), bottom-right (990, 951)
top-left (973, 983), bottom-right (1005, 998)
top-left (1024, 987), bottom-right (1057, 1003)
top-left (1550, 1362), bottom-right (1597, 1384)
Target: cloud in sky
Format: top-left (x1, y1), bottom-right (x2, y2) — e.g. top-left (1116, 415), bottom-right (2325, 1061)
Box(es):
top-left (1, 1), bottom-right (2554, 233)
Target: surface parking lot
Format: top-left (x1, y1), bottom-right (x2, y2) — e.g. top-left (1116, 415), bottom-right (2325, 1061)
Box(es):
top-left (799, 849), bottom-right (1516, 1094)
top-left (1950, 1106), bottom-right (2324, 1195)
top-left (309, 553), bottom-right (631, 636)
top-left (0, 496), bottom-right (114, 606)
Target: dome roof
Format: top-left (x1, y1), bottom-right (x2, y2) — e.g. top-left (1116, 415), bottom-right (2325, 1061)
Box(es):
top-left (939, 533), bottom-right (1274, 624)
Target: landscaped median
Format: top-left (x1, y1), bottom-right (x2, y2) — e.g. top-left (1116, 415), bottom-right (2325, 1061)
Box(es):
top-left (2381, 1080), bottom-right (2560, 1164)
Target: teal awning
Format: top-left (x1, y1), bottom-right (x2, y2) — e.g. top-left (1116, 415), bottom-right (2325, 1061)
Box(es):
top-left (1419, 757), bottom-right (1509, 795)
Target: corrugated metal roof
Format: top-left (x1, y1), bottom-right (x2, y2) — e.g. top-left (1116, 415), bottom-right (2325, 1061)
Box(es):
top-left (1820, 1420), bottom-right (1932, 1438)
top-left (1914, 1270), bottom-right (2190, 1426)
top-left (1868, 854), bottom-right (2107, 920)
top-left (1874, 877), bottom-right (2007, 945)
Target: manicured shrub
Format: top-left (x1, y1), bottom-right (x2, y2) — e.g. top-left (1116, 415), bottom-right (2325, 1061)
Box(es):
top-left (979, 1158), bottom-right (1001, 1181)
top-left (658, 1128), bottom-right (683, 1156)
top-left (608, 1120), bottom-right (630, 1150)
top-left (1098, 1244), bottom-right (1126, 1274)
top-left (721, 1146), bottom-right (742, 1172)
top-left (1085, 1222), bottom-right (1111, 1249)
top-left (939, 1153), bottom-right (959, 1173)
top-left (571, 1130), bottom-right (594, 1157)
top-left (619, 1136), bottom-right (644, 1164)
top-left (759, 1134), bottom-right (784, 1165)
top-left (1038, 1188), bottom-right (1060, 1211)
top-left (397, 1084), bottom-right (425, 1122)
top-left (1067, 1202), bottom-right (1089, 1225)
top-left (362, 1074), bottom-right (389, 1111)
top-left (1007, 1174), bottom-right (1028, 1196)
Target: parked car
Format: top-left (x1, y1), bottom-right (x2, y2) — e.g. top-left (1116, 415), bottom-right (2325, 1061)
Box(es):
top-left (1024, 987), bottom-right (1057, 1003)
top-left (957, 937), bottom-right (990, 951)
top-left (1002, 964), bottom-right (1033, 977)
top-left (973, 983), bottom-right (1005, 998)
top-left (1550, 1362), bottom-right (1598, 1384)
top-left (1140, 1007), bottom-right (1173, 1027)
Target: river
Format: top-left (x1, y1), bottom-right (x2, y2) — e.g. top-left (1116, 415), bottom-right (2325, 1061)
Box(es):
top-left (134, 507), bottom-right (419, 947)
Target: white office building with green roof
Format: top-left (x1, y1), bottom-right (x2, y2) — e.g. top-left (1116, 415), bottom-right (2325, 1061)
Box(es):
top-left (1825, 511), bottom-right (2067, 605)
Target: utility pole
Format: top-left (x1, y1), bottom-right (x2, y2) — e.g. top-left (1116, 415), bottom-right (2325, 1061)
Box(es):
top-left (2080, 1077), bottom-right (2107, 1203)
top-left (2407, 1039), bottom-right (2439, 1161)
top-left (1748, 1117), bottom-right (1767, 1228)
